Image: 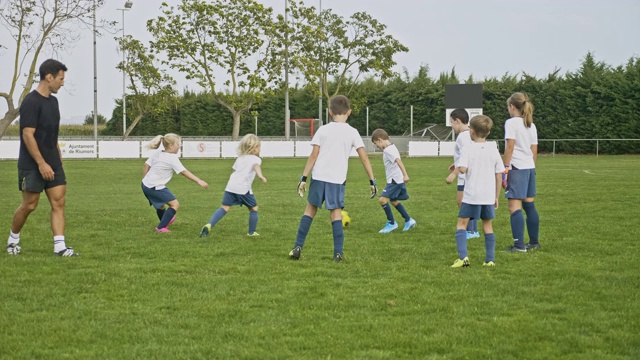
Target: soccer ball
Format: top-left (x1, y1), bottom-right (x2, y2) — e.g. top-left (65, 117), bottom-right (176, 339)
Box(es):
top-left (341, 210), bottom-right (351, 228)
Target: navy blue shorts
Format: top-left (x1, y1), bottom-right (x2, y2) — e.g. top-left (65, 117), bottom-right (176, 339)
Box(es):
top-left (458, 203), bottom-right (495, 220)
top-left (18, 167), bottom-right (66, 192)
top-left (142, 183), bottom-right (176, 209)
top-left (222, 191), bottom-right (258, 208)
top-left (381, 181), bottom-right (409, 201)
top-left (505, 168), bottom-right (536, 199)
top-left (307, 179), bottom-right (345, 210)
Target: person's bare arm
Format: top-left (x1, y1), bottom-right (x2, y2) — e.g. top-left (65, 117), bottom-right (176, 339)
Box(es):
top-left (395, 158), bottom-right (410, 183)
top-left (356, 147), bottom-right (377, 198)
top-left (22, 127), bottom-right (54, 180)
top-left (142, 163), bottom-right (151, 178)
top-left (253, 163), bottom-right (267, 184)
top-left (503, 139), bottom-right (515, 167)
top-left (494, 173), bottom-right (502, 209)
top-left (180, 169), bottom-right (208, 188)
top-left (531, 144), bottom-right (538, 166)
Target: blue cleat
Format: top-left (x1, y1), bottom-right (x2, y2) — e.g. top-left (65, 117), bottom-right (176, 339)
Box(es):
top-left (403, 218), bottom-right (417, 231)
top-left (379, 221), bottom-right (398, 234)
top-left (466, 231), bottom-right (480, 239)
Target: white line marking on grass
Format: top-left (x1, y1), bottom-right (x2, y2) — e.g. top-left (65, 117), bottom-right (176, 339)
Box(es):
top-left (583, 170), bottom-right (594, 175)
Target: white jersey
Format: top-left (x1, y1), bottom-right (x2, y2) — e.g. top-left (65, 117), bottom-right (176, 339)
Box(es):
top-left (310, 122), bottom-right (365, 184)
top-left (453, 129), bottom-right (473, 185)
top-left (458, 142), bottom-right (505, 205)
top-left (225, 154), bottom-right (262, 195)
top-left (383, 144), bottom-right (404, 184)
top-left (142, 150), bottom-right (186, 189)
top-left (504, 117), bottom-right (537, 169)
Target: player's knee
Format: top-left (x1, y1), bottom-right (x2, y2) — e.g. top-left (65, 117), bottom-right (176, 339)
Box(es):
top-left (169, 200), bottom-right (180, 211)
top-left (250, 206), bottom-right (259, 212)
top-left (22, 201), bottom-right (39, 213)
top-left (379, 197), bottom-right (388, 206)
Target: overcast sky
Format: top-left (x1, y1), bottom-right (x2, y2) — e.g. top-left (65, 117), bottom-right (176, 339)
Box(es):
top-left (1, 0), bottom-right (639, 124)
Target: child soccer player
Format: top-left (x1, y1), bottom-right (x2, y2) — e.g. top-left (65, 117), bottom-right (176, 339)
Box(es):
top-left (371, 128), bottom-right (416, 233)
top-left (451, 115), bottom-right (505, 268)
top-left (199, 134), bottom-right (267, 237)
top-left (445, 108), bottom-right (479, 239)
top-left (290, 95), bottom-right (377, 262)
top-left (141, 133), bottom-right (208, 232)
top-left (502, 92), bottom-right (540, 252)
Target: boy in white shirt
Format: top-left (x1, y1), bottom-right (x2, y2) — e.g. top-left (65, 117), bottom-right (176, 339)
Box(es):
top-left (445, 108), bottom-right (479, 239)
top-left (451, 115), bottom-right (505, 268)
top-left (291, 95), bottom-right (377, 262)
top-left (371, 128), bottom-right (416, 233)
top-left (200, 134), bottom-right (267, 237)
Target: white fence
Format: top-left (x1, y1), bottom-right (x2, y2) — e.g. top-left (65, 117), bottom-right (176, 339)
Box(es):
top-left (0, 139), bottom-right (457, 159)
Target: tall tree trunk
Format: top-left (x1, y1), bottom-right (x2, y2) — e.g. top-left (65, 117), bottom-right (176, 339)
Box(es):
top-left (123, 114), bottom-right (144, 140)
top-left (0, 109), bottom-right (20, 140)
top-left (232, 111), bottom-right (241, 140)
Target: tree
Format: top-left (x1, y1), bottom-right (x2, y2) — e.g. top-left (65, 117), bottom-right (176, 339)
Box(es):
top-left (147, 0), bottom-right (281, 140)
top-left (115, 36), bottom-right (177, 140)
top-left (284, 2), bottom-right (409, 107)
top-left (83, 111), bottom-right (107, 125)
top-left (0, 0), bottom-right (108, 139)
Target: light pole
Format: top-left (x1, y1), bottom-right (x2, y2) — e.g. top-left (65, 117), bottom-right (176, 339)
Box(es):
top-left (117, 0), bottom-right (133, 137)
top-left (284, 0), bottom-right (290, 140)
top-left (318, 0), bottom-right (322, 125)
top-left (93, 0), bottom-right (98, 140)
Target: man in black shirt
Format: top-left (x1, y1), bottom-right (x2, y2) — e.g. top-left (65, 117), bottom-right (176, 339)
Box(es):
top-left (7, 59), bottom-right (78, 256)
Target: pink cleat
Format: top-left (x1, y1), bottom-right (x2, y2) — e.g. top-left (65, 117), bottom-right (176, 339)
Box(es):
top-left (155, 227), bottom-right (171, 233)
top-left (168, 216), bottom-right (176, 227)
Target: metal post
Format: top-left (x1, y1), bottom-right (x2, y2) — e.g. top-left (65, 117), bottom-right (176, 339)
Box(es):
top-left (318, 0), bottom-right (322, 126)
top-left (366, 106), bottom-right (369, 137)
top-left (596, 140), bottom-right (599, 157)
top-left (255, 115), bottom-right (258, 136)
top-left (284, 0), bottom-right (290, 140)
top-left (553, 140), bottom-right (556, 157)
top-left (122, 9), bottom-right (126, 136)
top-left (411, 105), bottom-right (415, 136)
top-left (93, 0), bottom-right (98, 140)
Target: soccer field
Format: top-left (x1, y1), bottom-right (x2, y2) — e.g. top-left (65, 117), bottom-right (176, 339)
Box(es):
top-left (1, 155), bottom-right (639, 359)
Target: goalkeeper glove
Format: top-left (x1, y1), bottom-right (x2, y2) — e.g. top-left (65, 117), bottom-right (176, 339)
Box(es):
top-left (502, 166), bottom-right (509, 189)
top-left (369, 179), bottom-right (378, 199)
top-left (297, 176), bottom-right (307, 197)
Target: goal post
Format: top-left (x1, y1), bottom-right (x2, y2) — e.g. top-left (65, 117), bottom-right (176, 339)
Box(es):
top-left (289, 118), bottom-right (322, 138)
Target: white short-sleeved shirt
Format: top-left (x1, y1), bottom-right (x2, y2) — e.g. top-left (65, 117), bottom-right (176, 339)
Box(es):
top-left (453, 129), bottom-right (473, 185)
top-left (225, 154), bottom-right (262, 195)
top-left (310, 122), bottom-right (365, 184)
top-left (458, 142), bottom-right (505, 205)
top-left (383, 144), bottom-right (404, 184)
top-left (142, 150), bottom-right (186, 189)
top-left (504, 117), bottom-right (537, 169)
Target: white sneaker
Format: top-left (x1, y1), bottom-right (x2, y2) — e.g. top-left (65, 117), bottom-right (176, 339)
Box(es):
top-left (7, 243), bottom-right (21, 255)
top-left (55, 247), bottom-right (79, 257)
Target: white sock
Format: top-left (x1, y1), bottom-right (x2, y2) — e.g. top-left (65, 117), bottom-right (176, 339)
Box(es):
top-left (54, 235), bottom-right (66, 252)
top-left (8, 231), bottom-right (20, 245)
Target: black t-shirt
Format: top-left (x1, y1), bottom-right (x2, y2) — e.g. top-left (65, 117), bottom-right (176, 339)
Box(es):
top-left (18, 90), bottom-right (62, 169)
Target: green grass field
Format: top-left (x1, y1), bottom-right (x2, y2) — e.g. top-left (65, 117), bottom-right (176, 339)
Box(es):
top-left (0, 155), bottom-right (639, 359)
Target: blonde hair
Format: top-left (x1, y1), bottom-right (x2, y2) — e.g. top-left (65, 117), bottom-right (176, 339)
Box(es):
top-left (147, 133), bottom-right (181, 150)
top-left (237, 133), bottom-right (261, 156)
top-left (469, 115), bottom-right (493, 138)
top-left (507, 92), bottom-right (534, 128)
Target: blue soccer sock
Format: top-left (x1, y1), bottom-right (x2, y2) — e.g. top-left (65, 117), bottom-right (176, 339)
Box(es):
top-left (466, 218), bottom-right (478, 233)
top-left (523, 201), bottom-right (540, 244)
top-left (332, 220), bottom-right (345, 256)
top-left (156, 208), bottom-right (166, 221)
top-left (382, 203), bottom-right (395, 224)
top-left (484, 233), bottom-right (496, 263)
top-left (158, 208), bottom-right (176, 229)
top-left (209, 207), bottom-right (228, 227)
top-left (455, 229), bottom-right (468, 259)
top-left (294, 215), bottom-right (313, 249)
top-left (510, 209), bottom-right (525, 248)
top-left (394, 203), bottom-right (411, 222)
top-left (248, 210), bottom-right (258, 234)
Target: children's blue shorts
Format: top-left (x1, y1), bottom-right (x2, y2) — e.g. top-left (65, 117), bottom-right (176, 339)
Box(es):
top-left (307, 179), bottom-right (345, 210)
top-left (142, 183), bottom-right (177, 209)
top-left (458, 202), bottom-right (495, 220)
top-left (505, 168), bottom-right (536, 199)
top-left (222, 191), bottom-right (258, 208)
top-left (381, 181), bottom-right (409, 201)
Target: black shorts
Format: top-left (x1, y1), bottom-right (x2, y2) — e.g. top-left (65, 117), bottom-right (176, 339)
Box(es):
top-left (18, 167), bottom-right (67, 192)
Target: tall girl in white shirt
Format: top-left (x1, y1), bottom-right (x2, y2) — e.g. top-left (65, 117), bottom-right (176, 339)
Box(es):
top-left (200, 134), bottom-right (267, 237)
top-left (142, 133), bottom-right (209, 233)
top-left (502, 92), bottom-right (540, 252)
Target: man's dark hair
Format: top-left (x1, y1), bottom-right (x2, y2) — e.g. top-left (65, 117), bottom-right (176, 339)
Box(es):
top-left (450, 108), bottom-right (469, 124)
top-left (39, 59), bottom-right (68, 80)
